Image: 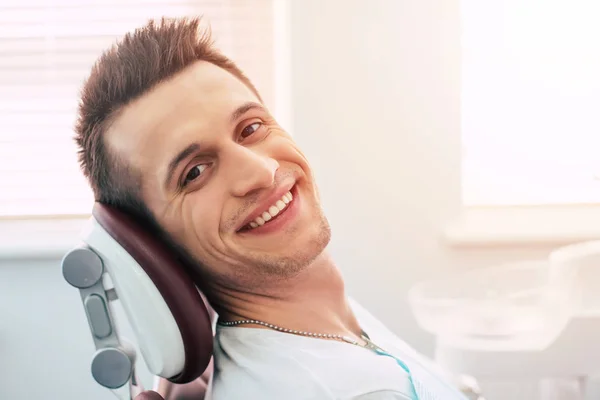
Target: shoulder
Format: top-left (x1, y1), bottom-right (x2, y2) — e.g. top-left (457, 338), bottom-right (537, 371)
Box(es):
top-left (210, 351), bottom-right (336, 400)
top-left (212, 326), bottom-right (416, 399)
top-left (212, 326), bottom-right (336, 400)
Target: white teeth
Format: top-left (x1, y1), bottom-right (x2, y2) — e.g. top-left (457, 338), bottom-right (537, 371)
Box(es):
top-left (268, 206), bottom-right (280, 216)
top-left (245, 190), bottom-right (295, 230)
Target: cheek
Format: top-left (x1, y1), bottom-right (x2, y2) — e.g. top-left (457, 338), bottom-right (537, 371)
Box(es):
top-left (178, 190), bottom-right (225, 249)
top-left (270, 134), bottom-right (312, 170)
top-left (271, 135), bottom-right (321, 199)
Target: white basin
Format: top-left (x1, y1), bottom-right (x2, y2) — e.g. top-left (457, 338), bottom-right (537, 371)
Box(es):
top-left (408, 260), bottom-right (580, 351)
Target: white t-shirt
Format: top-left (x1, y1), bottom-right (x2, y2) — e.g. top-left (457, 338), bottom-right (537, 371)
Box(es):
top-left (208, 299), bottom-right (462, 400)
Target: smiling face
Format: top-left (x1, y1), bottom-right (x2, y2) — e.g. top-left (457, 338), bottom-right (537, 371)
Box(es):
top-left (105, 61), bottom-right (330, 289)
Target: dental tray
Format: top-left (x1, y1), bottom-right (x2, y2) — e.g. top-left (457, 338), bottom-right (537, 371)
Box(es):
top-left (408, 260), bottom-right (580, 351)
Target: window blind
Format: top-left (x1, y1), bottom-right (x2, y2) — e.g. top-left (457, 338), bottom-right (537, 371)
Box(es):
top-left (0, 0), bottom-right (277, 217)
top-left (461, 0), bottom-right (600, 206)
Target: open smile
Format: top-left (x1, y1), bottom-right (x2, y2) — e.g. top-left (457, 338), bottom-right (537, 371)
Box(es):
top-left (237, 185), bottom-right (299, 234)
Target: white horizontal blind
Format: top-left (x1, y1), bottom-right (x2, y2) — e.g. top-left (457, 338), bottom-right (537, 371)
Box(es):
top-left (461, 0), bottom-right (600, 206)
top-left (0, 0), bottom-right (276, 217)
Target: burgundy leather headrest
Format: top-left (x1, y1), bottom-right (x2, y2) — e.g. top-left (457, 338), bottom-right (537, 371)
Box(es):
top-left (92, 202), bottom-right (213, 383)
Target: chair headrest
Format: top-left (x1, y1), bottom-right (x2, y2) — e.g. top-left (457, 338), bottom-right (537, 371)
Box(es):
top-left (92, 202), bottom-right (213, 383)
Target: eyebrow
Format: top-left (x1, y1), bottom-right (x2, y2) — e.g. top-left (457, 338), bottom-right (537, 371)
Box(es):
top-left (165, 142), bottom-right (201, 188)
top-left (230, 101), bottom-right (265, 123)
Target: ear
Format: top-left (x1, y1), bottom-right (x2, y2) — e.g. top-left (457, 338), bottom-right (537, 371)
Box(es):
top-left (63, 202), bottom-right (213, 391)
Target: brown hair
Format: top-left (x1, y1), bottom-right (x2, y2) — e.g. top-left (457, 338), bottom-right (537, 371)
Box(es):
top-left (74, 17), bottom-right (261, 226)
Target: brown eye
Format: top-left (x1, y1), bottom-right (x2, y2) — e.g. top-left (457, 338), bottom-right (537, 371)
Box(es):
top-left (183, 164), bottom-right (208, 186)
top-left (241, 122), bottom-right (262, 138)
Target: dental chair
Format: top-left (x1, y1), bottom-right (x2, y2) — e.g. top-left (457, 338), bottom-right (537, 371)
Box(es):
top-left (61, 203), bottom-right (213, 399)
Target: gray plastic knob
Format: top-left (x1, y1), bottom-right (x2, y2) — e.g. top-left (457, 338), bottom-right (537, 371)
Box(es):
top-left (91, 348), bottom-right (133, 389)
top-left (62, 247), bottom-right (103, 289)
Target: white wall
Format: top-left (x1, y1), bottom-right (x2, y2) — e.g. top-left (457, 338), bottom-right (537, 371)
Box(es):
top-left (0, 257), bottom-right (109, 399)
top-left (0, 257), bottom-right (154, 399)
top-left (289, 0), bottom-right (554, 354)
top-left (289, 1), bottom-right (575, 398)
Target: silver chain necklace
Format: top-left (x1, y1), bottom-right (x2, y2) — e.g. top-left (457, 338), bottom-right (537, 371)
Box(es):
top-left (218, 318), bottom-right (386, 352)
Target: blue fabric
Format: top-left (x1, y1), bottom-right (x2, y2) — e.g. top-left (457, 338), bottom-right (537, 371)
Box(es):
top-left (373, 349), bottom-right (469, 400)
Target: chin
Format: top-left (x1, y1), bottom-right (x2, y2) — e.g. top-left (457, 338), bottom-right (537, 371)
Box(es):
top-left (261, 212), bottom-right (331, 279)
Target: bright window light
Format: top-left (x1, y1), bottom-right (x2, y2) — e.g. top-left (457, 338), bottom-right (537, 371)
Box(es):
top-left (461, 0), bottom-right (600, 206)
top-left (0, 0), bottom-right (283, 218)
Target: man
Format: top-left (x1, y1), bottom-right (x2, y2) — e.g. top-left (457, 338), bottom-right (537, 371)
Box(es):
top-left (75, 17), bottom-right (473, 400)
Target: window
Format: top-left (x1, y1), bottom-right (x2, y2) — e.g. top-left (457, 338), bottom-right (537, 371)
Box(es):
top-left (461, 0), bottom-right (600, 206)
top-left (0, 0), bottom-right (286, 218)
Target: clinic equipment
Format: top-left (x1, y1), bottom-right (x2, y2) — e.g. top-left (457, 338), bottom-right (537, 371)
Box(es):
top-left (409, 241), bottom-right (600, 400)
top-left (61, 203), bottom-right (213, 399)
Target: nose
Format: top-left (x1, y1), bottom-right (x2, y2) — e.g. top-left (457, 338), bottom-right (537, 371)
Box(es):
top-left (226, 145), bottom-right (279, 197)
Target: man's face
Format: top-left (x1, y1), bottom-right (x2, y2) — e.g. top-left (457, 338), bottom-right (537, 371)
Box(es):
top-left (106, 61), bottom-right (330, 288)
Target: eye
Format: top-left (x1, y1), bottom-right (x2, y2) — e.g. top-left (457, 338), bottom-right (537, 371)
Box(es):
top-left (183, 164), bottom-right (208, 186)
top-left (240, 122), bottom-right (262, 139)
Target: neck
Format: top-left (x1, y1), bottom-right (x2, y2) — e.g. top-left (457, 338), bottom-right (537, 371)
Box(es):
top-left (209, 251), bottom-right (363, 340)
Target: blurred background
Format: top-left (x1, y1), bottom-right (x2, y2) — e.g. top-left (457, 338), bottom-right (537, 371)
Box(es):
top-left (2, 0), bottom-right (600, 399)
